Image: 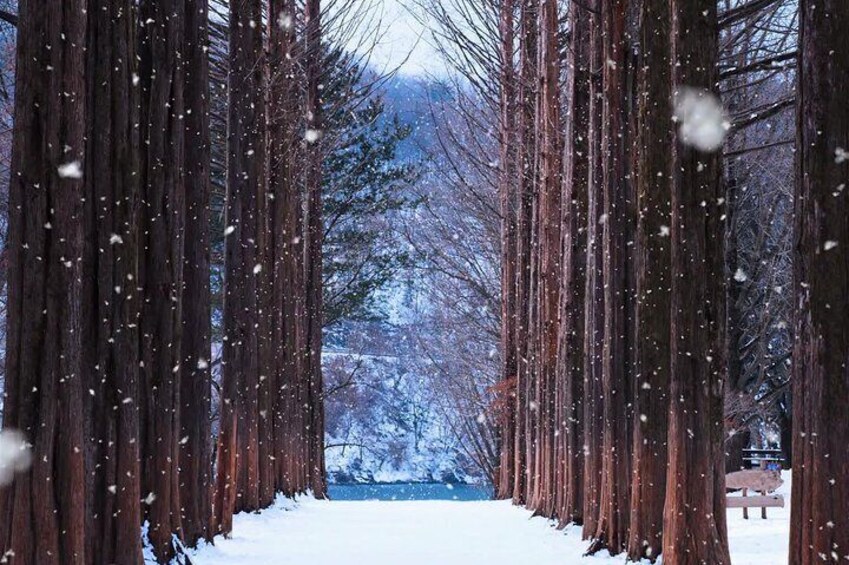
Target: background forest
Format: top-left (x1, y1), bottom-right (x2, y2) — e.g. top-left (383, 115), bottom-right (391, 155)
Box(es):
top-left (0, 0), bottom-right (798, 488)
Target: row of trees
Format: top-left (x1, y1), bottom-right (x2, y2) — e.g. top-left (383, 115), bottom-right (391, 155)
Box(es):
top-left (490, 1), bottom-right (847, 564)
top-left (0, 0), bottom-right (328, 562)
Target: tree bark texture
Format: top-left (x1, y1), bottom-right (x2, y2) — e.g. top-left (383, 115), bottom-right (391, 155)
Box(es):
top-left (180, 0), bottom-right (214, 546)
top-left (588, 0), bottom-right (633, 554)
top-left (531, 0), bottom-right (563, 519)
top-left (554, 0), bottom-right (590, 526)
top-left (662, 2), bottom-right (731, 563)
top-left (0, 1), bottom-right (89, 562)
top-left (627, 0), bottom-right (672, 560)
top-left (138, 0), bottom-right (187, 559)
top-left (790, 2), bottom-right (849, 564)
top-left (214, 0), bottom-right (265, 533)
top-left (581, 0), bottom-right (605, 539)
top-left (496, 0), bottom-right (518, 502)
top-left (82, 0), bottom-right (144, 562)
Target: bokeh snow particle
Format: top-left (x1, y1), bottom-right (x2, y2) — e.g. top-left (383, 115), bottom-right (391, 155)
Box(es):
top-left (58, 161), bottom-right (83, 179)
top-left (0, 429), bottom-right (33, 487)
top-left (673, 87), bottom-right (730, 152)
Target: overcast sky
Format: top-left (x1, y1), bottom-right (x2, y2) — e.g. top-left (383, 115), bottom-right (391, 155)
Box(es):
top-left (365, 0), bottom-right (442, 76)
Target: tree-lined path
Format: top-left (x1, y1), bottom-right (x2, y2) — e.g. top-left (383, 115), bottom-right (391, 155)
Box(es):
top-left (190, 488), bottom-right (791, 565)
top-left (0, 0), bottom-right (846, 564)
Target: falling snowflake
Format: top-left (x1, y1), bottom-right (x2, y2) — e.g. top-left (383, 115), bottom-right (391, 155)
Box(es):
top-left (109, 233), bottom-right (124, 245)
top-left (58, 161), bottom-right (83, 179)
top-left (733, 268), bottom-right (748, 283)
top-left (143, 492), bottom-right (157, 505)
top-left (673, 87), bottom-right (730, 152)
top-left (0, 429), bottom-right (33, 487)
top-left (824, 240), bottom-right (838, 251)
top-left (835, 147), bottom-right (848, 164)
top-left (277, 12), bottom-right (293, 30)
top-left (305, 129), bottom-right (322, 144)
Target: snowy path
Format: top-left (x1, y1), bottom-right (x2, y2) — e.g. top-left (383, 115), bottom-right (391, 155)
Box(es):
top-left (191, 480), bottom-right (790, 565)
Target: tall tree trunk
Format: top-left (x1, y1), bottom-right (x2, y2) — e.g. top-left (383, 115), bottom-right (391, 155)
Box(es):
top-left (588, 0), bottom-right (633, 554)
top-left (662, 2), bottom-right (731, 563)
top-left (0, 1), bottom-right (88, 562)
top-left (303, 0), bottom-right (327, 499)
top-left (214, 0), bottom-right (265, 533)
top-left (514, 0), bottom-right (538, 507)
top-left (519, 0), bottom-right (539, 507)
top-left (556, 0), bottom-right (590, 527)
top-left (790, 2), bottom-right (849, 564)
top-left (82, 0), bottom-right (144, 562)
top-left (269, 0), bottom-right (301, 497)
top-left (496, 0), bottom-right (517, 502)
top-left (138, 0), bottom-right (187, 559)
top-left (180, 0), bottom-right (214, 545)
top-left (626, 0), bottom-right (671, 560)
top-left (532, 0), bottom-right (563, 519)
top-left (581, 0), bottom-right (605, 538)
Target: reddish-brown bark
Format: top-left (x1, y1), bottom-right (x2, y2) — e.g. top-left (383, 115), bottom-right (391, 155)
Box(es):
top-left (268, 0), bottom-right (303, 497)
top-left (214, 0), bottom-right (266, 533)
top-left (662, 2), bottom-right (731, 564)
top-left (531, 0), bottom-right (563, 519)
top-left (82, 0), bottom-right (144, 562)
top-left (555, 0), bottom-right (590, 526)
top-left (137, 0), bottom-right (187, 558)
top-left (0, 1), bottom-right (89, 562)
top-left (588, 0), bottom-right (633, 554)
top-left (180, 0), bottom-right (214, 545)
top-left (790, 2), bottom-right (849, 564)
top-left (304, 0), bottom-right (328, 499)
top-left (513, 0), bottom-right (538, 507)
top-left (496, 0), bottom-right (517, 502)
top-left (627, 0), bottom-right (672, 560)
top-left (581, 0), bottom-right (605, 539)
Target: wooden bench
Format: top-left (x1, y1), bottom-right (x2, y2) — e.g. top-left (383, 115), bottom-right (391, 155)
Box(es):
top-left (726, 469), bottom-right (784, 519)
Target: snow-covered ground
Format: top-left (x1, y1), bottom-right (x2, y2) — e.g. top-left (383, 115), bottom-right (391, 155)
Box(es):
top-left (190, 474), bottom-right (791, 565)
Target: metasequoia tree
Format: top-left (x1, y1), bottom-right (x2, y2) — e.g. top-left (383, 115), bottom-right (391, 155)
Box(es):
top-left (587, 0), bottom-right (633, 554)
top-left (513, 0), bottom-right (538, 506)
top-left (495, 0), bottom-right (517, 501)
top-left (83, 0), bottom-right (144, 561)
top-left (303, 0), bottom-right (328, 499)
top-left (0, 0), bottom-right (88, 561)
top-left (180, 0), bottom-right (214, 546)
top-left (554, 0), bottom-right (590, 526)
top-left (581, 0), bottom-right (606, 539)
top-left (268, 0), bottom-right (303, 496)
top-left (214, 0), bottom-right (266, 533)
top-left (529, 0), bottom-right (563, 517)
top-left (790, 1), bottom-right (849, 564)
top-left (137, 0), bottom-right (187, 558)
top-left (627, 0), bottom-right (672, 560)
top-left (662, 1), bottom-right (731, 563)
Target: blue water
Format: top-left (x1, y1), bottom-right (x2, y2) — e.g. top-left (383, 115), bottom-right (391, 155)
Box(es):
top-left (328, 482), bottom-right (493, 501)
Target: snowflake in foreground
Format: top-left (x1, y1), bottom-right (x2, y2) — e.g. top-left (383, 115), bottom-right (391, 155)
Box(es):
top-left (673, 87), bottom-right (730, 152)
top-left (58, 161), bottom-right (83, 179)
top-left (0, 429), bottom-right (33, 486)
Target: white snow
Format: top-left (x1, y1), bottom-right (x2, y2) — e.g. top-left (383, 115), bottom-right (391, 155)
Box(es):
top-left (190, 474), bottom-right (791, 565)
top-left (57, 161), bottom-right (83, 179)
top-left (673, 87), bottom-right (730, 152)
top-left (0, 429), bottom-right (32, 486)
